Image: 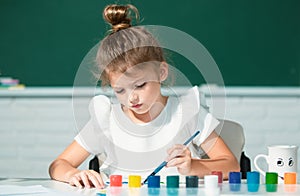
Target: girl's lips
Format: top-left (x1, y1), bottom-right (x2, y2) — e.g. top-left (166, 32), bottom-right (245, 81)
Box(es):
top-left (132, 104), bottom-right (142, 108)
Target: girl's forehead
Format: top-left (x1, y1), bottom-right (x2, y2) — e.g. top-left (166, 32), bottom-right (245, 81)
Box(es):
top-left (109, 64), bottom-right (159, 86)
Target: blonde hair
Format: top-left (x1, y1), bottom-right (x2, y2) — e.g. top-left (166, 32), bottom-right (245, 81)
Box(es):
top-left (95, 4), bottom-right (166, 86)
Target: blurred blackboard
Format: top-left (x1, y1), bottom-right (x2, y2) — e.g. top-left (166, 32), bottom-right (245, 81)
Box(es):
top-left (0, 0), bottom-right (299, 86)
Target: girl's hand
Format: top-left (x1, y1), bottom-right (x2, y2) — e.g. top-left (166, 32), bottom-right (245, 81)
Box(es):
top-left (68, 170), bottom-right (105, 189)
top-left (166, 144), bottom-right (192, 175)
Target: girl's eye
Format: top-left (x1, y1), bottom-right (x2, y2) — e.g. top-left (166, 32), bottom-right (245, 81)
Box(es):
top-left (136, 82), bottom-right (146, 88)
top-left (115, 89), bottom-right (124, 94)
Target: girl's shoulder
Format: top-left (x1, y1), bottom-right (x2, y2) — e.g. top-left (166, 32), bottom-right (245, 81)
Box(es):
top-left (171, 86), bottom-right (209, 121)
top-left (89, 95), bottom-right (112, 115)
top-left (180, 86), bottom-right (208, 108)
top-left (91, 94), bottom-right (111, 104)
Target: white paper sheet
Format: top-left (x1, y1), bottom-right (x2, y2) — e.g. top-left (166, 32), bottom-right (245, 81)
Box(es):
top-left (0, 184), bottom-right (77, 196)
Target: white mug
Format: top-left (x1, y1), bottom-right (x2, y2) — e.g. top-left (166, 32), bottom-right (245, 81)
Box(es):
top-left (254, 145), bottom-right (298, 183)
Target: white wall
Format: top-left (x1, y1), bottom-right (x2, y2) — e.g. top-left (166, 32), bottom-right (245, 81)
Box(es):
top-left (0, 87), bottom-right (299, 179)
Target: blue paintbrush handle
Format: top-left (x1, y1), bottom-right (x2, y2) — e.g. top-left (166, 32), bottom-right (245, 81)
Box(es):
top-left (142, 161), bottom-right (167, 184)
top-left (153, 161), bottom-right (168, 174)
top-left (183, 130), bottom-right (200, 145)
top-left (143, 130), bottom-right (201, 184)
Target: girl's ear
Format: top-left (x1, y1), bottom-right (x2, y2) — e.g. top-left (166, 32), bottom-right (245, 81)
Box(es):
top-left (159, 62), bottom-right (169, 82)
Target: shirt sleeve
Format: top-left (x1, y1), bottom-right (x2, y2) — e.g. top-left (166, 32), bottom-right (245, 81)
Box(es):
top-left (75, 119), bottom-right (103, 154)
top-left (74, 95), bottom-right (111, 155)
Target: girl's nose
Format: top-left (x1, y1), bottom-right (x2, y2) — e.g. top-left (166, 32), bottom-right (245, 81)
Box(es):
top-left (129, 91), bottom-right (139, 103)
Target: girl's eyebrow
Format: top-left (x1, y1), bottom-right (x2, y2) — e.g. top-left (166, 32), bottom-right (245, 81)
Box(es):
top-left (111, 74), bottom-right (148, 89)
top-left (116, 78), bottom-right (144, 88)
top-left (112, 86), bottom-right (123, 90)
top-left (133, 79), bottom-right (144, 84)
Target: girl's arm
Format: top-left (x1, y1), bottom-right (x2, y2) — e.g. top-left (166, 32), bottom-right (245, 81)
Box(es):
top-left (166, 131), bottom-right (240, 179)
top-left (49, 140), bottom-right (105, 189)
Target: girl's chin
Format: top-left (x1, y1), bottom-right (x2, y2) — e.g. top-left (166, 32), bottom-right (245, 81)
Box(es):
top-left (131, 107), bottom-right (152, 116)
top-left (131, 108), bottom-right (148, 115)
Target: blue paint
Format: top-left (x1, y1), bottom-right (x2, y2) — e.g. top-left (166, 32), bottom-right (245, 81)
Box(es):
top-left (229, 172), bottom-right (241, 192)
top-left (229, 172), bottom-right (241, 184)
top-left (247, 171), bottom-right (260, 192)
top-left (148, 176), bottom-right (161, 188)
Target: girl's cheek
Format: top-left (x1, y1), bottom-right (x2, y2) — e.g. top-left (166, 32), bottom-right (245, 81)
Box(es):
top-left (117, 96), bottom-right (128, 106)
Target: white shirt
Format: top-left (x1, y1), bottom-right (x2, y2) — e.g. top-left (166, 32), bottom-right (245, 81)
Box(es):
top-left (75, 86), bottom-right (219, 180)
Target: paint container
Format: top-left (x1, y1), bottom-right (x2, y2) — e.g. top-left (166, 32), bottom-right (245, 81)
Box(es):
top-left (229, 172), bottom-right (241, 192)
top-left (186, 176), bottom-right (199, 195)
top-left (166, 176), bottom-right (179, 188)
top-left (204, 175), bottom-right (220, 196)
top-left (166, 176), bottom-right (179, 195)
top-left (110, 175), bottom-right (122, 187)
top-left (284, 172), bottom-right (297, 193)
top-left (128, 175), bottom-right (141, 188)
top-left (211, 171), bottom-right (223, 184)
top-left (284, 172), bottom-right (297, 184)
top-left (265, 172), bottom-right (278, 192)
top-left (246, 171), bottom-right (260, 192)
top-left (148, 176), bottom-right (160, 195)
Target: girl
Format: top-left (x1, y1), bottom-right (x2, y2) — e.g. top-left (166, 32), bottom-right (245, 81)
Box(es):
top-left (49, 4), bottom-right (239, 189)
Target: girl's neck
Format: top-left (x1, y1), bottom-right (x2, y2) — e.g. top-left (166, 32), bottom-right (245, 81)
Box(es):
top-left (124, 95), bottom-right (168, 124)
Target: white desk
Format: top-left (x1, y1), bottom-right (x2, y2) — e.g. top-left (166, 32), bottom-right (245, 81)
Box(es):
top-left (1, 178), bottom-right (300, 196)
top-left (0, 178), bottom-right (98, 196)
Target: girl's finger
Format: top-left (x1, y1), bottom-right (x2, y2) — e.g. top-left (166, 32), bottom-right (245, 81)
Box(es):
top-left (167, 144), bottom-right (185, 154)
top-left (70, 176), bottom-right (83, 188)
top-left (167, 147), bottom-right (187, 161)
top-left (91, 171), bottom-right (105, 188)
top-left (167, 157), bottom-right (178, 167)
top-left (87, 171), bottom-right (104, 189)
top-left (170, 154), bottom-right (186, 164)
top-left (80, 172), bottom-right (92, 188)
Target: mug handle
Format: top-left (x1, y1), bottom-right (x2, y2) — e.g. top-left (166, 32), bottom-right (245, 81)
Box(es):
top-left (254, 154), bottom-right (268, 176)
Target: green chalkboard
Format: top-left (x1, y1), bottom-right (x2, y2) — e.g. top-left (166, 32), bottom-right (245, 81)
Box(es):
top-left (0, 0), bottom-right (299, 86)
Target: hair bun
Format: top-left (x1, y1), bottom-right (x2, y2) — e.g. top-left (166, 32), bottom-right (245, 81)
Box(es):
top-left (103, 4), bottom-right (139, 33)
